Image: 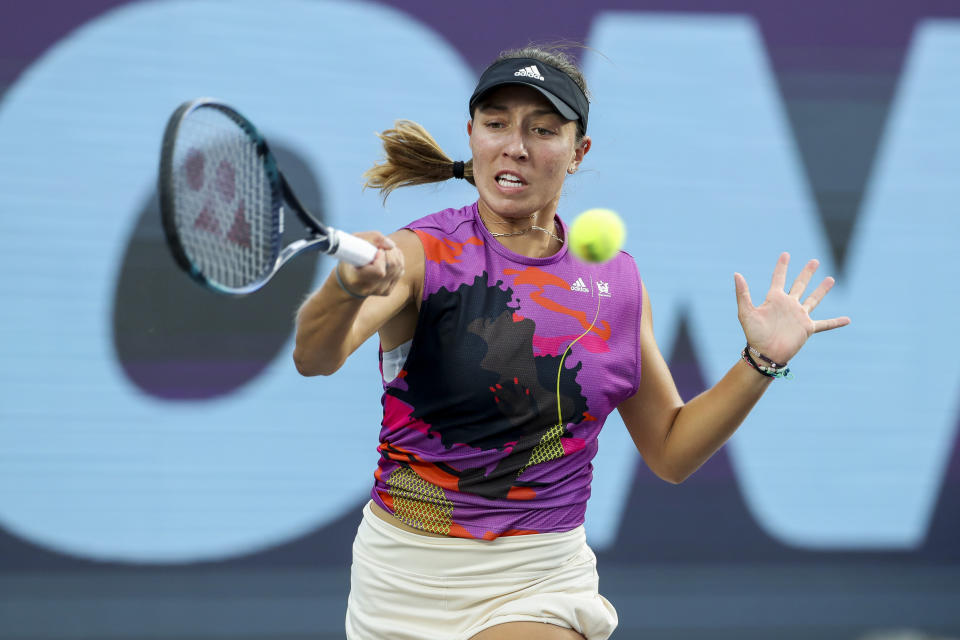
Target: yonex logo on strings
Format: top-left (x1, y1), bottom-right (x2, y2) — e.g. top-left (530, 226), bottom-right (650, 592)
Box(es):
top-left (570, 277), bottom-right (589, 292)
top-left (514, 65), bottom-right (545, 81)
top-left (184, 148), bottom-right (252, 249)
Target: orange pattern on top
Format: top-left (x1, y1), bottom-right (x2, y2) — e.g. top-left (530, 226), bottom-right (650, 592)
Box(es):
top-left (450, 524), bottom-right (538, 539)
top-left (414, 229), bottom-right (483, 264)
top-left (504, 267), bottom-right (611, 340)
top-left (507, 486), bottom-right (536, 500)
top-left (378, 490), bottom-right (395, 511)
top-left (378, 442), bottom-right (461, 492)
top-left (448, 522), bottom-right (474, 538)
top-left (495, 528), bottom-right (540, 538)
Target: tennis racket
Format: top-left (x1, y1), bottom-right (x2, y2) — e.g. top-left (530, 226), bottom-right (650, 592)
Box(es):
top-left (159, 98), bottom-right (378, 296)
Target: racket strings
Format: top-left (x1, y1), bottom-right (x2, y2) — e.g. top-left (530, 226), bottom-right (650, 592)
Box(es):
top-left (172, 107), bottom-right (278, 289)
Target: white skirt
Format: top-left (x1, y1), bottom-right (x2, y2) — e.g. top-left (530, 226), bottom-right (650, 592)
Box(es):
top-left (346, 501), bottom-right (618, 640)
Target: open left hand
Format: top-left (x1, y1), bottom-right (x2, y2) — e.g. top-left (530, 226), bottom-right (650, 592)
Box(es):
top-left (734, 252), bottom-right (850, 364)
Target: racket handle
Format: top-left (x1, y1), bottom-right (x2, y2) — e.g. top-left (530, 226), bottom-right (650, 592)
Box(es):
top-left (329, 228), bottom-right (379, 267)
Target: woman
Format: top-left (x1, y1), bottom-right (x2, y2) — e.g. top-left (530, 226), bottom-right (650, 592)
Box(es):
top-left (294, 46), bottom-right (849, 640)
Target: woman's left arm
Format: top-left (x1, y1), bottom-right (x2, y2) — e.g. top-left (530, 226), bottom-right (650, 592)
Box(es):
top-left (618, 253), bottom-right (850, 484)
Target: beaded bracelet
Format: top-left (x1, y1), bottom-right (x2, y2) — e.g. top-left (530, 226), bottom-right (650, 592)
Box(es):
top-left (335, 263), bottom-right (368, 300)
top-left (741, 343), bottom-right (793, 379)
top-left (746, 344), bottom-right (787, 369)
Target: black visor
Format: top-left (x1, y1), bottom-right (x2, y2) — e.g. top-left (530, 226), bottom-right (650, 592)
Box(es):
top-left (468, 57), bottom-right (589, 132)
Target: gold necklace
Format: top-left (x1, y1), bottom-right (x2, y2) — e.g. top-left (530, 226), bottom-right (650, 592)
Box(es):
top-left (482, 211), bottom-right (564, 244)
top-left (489, 224), bottom-right (563, 244)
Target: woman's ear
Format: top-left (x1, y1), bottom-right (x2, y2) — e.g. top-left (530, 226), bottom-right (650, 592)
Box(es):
top-left (569, 135), bottom-right (592, 173)
top-left (467, 120), bottom-right (473, 136)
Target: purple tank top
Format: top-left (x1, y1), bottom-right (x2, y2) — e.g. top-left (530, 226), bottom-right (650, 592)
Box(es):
top-left (371, 202), bottom-right (642, 539)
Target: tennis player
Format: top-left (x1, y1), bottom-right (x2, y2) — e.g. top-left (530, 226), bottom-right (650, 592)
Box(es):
top-left (294, 46), bottom-right (849, 640)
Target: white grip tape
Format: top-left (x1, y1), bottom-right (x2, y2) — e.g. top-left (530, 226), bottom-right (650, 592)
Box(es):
top-left (331, 228), bottom-right (378, 267)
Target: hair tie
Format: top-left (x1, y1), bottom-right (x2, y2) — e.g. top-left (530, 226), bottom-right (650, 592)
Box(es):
top-left (452, 160), bottom-right (465, 180)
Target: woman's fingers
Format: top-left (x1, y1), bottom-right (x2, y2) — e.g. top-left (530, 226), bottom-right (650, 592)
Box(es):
top-left (384, 244), bottom-right (405, 284)
top-left (739, 253), bottom-right (850, 341)
top-left (734, 272), bottom-right (754, 315)
top-left (788, 259), bottom-right (819, 299)
top-left (802, 276), bottom-right (835, 313)
top-left (338, 231), bottom-right (406, 296)
top-left (769, 252), bottom-right (790, 293)
top-left (813, 316), bottom-right (851, 333)
top-left (364, 247), bottom-right (404, 295)
top-left (372, 235), bottom-right (397, 251)
top-left (359, 249), bottom-right (387, 279)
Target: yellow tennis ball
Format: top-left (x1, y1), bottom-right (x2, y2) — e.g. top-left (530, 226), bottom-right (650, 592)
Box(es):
top-left (568, 208), bottom-right (626, 263)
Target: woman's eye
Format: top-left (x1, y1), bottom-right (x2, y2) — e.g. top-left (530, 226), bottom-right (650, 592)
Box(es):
top-left (534, 127), bottom-right (556, 136)
top-left (485, 121), bottom-right (505, 129)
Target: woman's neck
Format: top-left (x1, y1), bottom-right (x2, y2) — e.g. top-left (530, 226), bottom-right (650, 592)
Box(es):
top-left (476, 200), bottom-right (564, 258)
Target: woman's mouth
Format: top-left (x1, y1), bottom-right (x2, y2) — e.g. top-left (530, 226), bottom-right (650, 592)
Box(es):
top-left (495, 172), bottom-right (526, 189)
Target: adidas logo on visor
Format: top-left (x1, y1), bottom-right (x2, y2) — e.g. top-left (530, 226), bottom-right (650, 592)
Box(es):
top-left (514, 65), bottom-right (545, 81)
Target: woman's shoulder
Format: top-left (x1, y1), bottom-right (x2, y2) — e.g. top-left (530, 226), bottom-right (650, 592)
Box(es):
top-left (576, 247), bottom-right (641, 282)
top-left (405, 201), bottom-right (478, 236)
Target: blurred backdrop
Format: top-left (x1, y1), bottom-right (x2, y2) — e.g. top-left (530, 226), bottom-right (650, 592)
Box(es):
top-left (1, 1), bottom-right (959, 638)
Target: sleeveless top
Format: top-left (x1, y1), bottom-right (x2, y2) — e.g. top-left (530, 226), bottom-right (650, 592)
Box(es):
top-left (370, 202), bottom-right (643, 540)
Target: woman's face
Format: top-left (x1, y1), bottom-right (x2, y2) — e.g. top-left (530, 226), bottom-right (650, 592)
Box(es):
top-left (468, 85), bottom-right (590, 221)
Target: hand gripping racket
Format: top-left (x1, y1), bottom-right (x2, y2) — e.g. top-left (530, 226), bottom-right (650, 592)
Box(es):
top-left (159, 98), bottom-right (378, 295)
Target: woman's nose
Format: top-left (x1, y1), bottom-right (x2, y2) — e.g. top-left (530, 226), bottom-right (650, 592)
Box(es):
top-left (502, 129), bottom-right (528, 160)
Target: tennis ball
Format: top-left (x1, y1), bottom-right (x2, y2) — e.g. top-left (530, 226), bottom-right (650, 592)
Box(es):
top-left (568, 208), bottom-right (626, 263)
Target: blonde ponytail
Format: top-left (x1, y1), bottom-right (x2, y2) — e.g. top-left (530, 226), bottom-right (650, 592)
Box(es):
top-left (363, 120), bottom-right (473, 202)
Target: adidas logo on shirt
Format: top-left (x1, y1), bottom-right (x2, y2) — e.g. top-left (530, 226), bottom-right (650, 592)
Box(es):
top-left (514, 65), bottom-right (545, 81)
top-left (570, 277), bottom-right (589, 293)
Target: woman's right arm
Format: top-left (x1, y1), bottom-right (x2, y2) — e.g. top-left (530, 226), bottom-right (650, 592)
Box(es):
top-left (293, 229), bottom-right (423, 376)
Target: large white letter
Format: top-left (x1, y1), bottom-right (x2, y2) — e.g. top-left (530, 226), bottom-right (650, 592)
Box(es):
top-left (582, 14), bottom-right (960, 549)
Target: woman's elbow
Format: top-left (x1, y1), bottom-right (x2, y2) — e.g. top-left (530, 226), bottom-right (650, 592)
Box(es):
top-left (646, 456), bottom-right (690, 485)
top-left (292, 349), bottom-right (341, 377)
top-left (660, 470), bottom-right (690, 485)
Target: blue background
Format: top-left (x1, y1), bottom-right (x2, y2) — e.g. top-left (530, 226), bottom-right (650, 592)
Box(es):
top-left (1, 1), bottom-right (958, 638)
